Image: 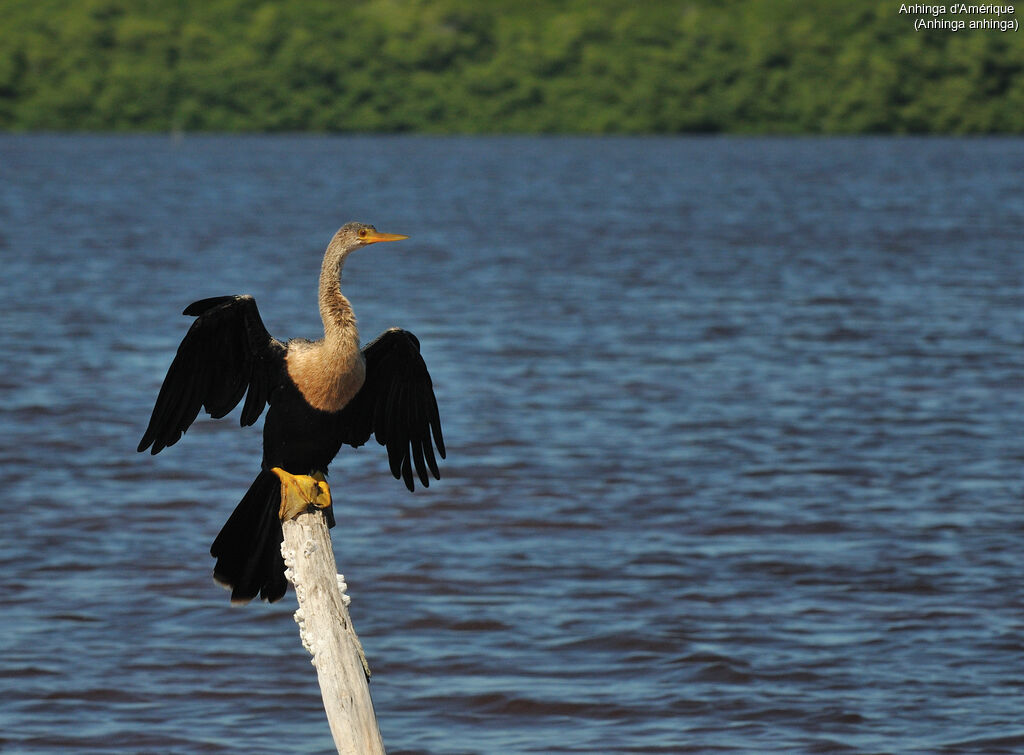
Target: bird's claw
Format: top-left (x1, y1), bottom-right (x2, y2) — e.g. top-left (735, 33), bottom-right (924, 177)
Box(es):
top-left (271, 467), bottom-right (333, 521)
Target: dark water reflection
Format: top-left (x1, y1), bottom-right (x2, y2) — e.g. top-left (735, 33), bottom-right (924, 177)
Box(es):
top-left (1, 135), bottom-right (1022, 753)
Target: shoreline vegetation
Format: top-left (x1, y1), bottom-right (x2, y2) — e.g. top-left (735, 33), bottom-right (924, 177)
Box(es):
top-left (2, 0), bottom-right (1022, 134)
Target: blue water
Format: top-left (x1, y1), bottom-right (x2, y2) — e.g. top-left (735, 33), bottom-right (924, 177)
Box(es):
top-left (1, 135), bottom-right (1022, 754)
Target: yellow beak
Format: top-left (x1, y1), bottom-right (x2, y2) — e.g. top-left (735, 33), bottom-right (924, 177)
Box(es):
top-left (363, 231), bottom-right (408, 244)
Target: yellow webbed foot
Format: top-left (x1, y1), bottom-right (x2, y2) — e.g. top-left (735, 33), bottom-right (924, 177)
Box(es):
top-left (271, 467), bottom-right (332, 521)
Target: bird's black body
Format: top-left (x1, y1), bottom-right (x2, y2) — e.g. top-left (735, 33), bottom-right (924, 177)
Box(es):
top-left (138, 226), bottom-right (444, 603)
top-left (263, 377), bottom-right (347, 474)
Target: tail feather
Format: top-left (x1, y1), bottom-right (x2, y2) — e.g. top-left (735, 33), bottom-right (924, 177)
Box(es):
top-left (211, 470), bottom-right (287, 603)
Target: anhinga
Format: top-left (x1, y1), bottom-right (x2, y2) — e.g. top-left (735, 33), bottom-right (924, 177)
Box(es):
top-left (138, 223), bottom-right (445, 603)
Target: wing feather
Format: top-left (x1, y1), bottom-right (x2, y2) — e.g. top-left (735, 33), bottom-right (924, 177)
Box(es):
top-left (138, 295), bottom-right (284, 455)
top-left (335, 328), bottom-right (445, 491)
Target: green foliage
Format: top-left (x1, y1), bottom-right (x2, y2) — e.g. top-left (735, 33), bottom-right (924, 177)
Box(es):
top-left (0, 0), bottom-right (1021, 132)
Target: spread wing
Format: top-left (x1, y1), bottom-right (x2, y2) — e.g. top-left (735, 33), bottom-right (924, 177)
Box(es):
top-left (338, 328), bottom-right (446, 491)
top-left (138, 295), bottom-right (285, 455)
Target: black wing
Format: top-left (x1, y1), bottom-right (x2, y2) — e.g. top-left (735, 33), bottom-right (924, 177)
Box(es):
top-left (338, 328), bottom-right (446, 491)
top-left (138, 295), bottom-right (285, 455)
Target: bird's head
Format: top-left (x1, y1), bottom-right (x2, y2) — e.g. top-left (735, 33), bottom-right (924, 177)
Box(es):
top-left (328, 222), bottom-right (408, 260)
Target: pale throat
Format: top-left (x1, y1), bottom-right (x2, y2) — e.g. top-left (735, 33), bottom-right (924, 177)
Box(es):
top-left (285, 254), bottom-right (367, 412)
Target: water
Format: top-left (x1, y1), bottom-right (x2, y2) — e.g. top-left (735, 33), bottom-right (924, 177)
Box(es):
top-left (1, 135), bottom-right (1022, 754)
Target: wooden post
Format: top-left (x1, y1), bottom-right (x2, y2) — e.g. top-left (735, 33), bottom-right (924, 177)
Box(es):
top-left (281, 508), bottom-right (385, 754)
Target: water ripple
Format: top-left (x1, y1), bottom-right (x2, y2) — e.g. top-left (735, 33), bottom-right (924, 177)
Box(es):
top-left (1, 135), bottom-right (1022, 753)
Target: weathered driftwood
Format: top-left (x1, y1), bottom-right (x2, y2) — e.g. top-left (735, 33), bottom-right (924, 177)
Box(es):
top-left (281, 506), bottom-right (385, 754)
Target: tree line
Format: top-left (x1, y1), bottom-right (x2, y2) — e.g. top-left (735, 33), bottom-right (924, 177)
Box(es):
top-left (1, 0), bottom-right (1021, 133)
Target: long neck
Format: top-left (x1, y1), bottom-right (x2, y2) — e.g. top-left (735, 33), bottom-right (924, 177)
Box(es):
top-left (287, 249), bottom-right (365, 412)
top-left (318, 252), bottom-right (359, 346)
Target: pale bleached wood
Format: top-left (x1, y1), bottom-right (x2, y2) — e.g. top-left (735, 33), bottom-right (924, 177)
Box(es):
top-left (281, 508), bottom-right (385, 755)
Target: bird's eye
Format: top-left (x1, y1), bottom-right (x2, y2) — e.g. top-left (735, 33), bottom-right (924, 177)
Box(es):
top-left (358, 228), bottom-right (368, 238)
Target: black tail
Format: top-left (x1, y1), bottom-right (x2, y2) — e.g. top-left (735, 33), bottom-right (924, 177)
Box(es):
top-left (211, 469), bottom-right (287, 603)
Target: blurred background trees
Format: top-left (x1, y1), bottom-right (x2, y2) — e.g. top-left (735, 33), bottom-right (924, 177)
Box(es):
top-left (1, 0), bottom-right (1021, 132)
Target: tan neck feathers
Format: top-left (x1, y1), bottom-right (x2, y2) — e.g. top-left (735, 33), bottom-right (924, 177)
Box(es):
top-left (284, 243), bottom-right (366, 412)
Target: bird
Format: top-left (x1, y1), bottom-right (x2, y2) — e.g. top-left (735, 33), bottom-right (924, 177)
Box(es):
top-left (137, 222), bottom-right (445, 603)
